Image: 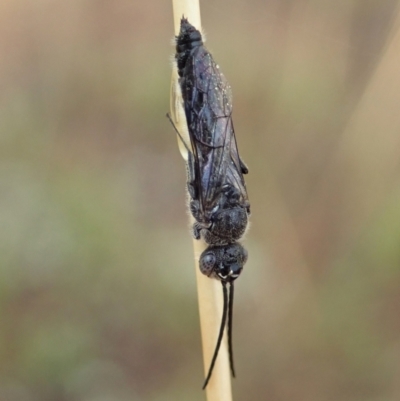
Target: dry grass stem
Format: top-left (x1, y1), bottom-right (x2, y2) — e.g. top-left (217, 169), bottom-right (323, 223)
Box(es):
top-left (170, 1), bottom-right (234, 400)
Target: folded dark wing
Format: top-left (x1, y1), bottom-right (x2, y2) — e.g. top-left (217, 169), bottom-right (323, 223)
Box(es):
top-left (181, 44), bottom-right (235, 221)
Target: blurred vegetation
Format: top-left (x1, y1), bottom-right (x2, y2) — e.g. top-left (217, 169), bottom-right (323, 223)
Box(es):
top-left (1, 1), bottom-right (400, 400)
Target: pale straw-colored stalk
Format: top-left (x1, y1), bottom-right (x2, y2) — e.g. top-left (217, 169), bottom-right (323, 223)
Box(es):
top-left (169, 1), bottom-right (234, 400)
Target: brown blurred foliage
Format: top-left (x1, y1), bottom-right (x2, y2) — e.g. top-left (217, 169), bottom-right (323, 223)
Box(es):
top-left (1, 1), bottom-right (400, 400)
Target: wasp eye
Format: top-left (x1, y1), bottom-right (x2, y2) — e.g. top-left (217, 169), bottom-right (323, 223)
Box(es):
top-left (199, 252), bottom-right (216, 276)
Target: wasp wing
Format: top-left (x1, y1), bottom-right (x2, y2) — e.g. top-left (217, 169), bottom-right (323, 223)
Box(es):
top-left (225, 119), bottom-right (250, 211)
top-left (180, 44), bottom-right (236, 223)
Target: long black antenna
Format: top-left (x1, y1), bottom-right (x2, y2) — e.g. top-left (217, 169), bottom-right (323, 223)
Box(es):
top-left (228, 282), bottom-right (235, 377)
top-left (202, 281), bottom-right (229, 389)
top-left (166, 113), bottom-right (192, 154)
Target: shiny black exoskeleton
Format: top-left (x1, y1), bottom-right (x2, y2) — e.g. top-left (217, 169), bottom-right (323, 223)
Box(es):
top-left (199, 243), bottom-right (248, 281)
top-left (176, 18), bottom-right (250, 247)
top-left (174, 17), bottom-right (251, 389)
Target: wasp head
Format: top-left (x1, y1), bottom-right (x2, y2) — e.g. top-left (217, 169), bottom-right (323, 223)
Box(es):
top-left (199, 243), bottom-right (248, 282)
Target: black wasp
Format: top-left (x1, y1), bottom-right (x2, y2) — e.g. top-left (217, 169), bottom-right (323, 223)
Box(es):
top-left (172, 17), bottom-right (250, 389)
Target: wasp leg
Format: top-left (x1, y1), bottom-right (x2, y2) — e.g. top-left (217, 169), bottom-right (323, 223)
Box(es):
top-left (222, 184), bottom-right (241, 206)
top-left (192, 221), bottom-right (202, 240)
top-left (239, 158), bottom-right (249, 174)
top-left (186, 152), bottom-right (198, 200)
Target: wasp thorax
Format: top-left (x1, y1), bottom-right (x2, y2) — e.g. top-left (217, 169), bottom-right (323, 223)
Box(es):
top-left (203, 206), bottom-right (248, 245)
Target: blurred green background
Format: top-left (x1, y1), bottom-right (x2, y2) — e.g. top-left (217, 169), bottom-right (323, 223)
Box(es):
top-left (1, 1), bottom-right (400, 400)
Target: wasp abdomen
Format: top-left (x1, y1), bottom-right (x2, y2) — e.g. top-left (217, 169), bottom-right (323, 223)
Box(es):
top-left (176, 18), bottom-right (203, 77)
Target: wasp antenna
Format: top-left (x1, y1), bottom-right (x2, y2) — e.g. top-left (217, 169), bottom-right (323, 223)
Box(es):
top-left (228, 282), bottom-right (236, 377)
top-left (202, 281), bottom-right (229, 389)
top-left (166, 113), bottom-right (191, 154)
